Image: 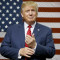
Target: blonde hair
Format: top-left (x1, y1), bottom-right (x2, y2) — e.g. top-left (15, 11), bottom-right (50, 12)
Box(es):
top-left (21, 1), bottom-right (38, 13)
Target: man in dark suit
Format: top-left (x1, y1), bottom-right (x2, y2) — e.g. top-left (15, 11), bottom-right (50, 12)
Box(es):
top-left (1, 1), bottom-right (55, 60)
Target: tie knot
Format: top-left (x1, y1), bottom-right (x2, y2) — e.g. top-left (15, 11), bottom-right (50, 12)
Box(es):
top-left (28, 25), bottom-right (32, 28)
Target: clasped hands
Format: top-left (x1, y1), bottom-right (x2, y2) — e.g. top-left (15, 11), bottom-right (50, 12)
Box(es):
top-left (19, 34), bottom-right (36, 58)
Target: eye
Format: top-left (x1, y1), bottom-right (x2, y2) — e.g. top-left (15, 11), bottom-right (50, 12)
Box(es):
top-left (26, 10), bottom-right (29, 12)
top-left (31, 9), bottom-right (35, 11)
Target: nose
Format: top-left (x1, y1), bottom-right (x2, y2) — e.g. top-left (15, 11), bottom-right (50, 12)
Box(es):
top-left (29, 11), bottom-right (32, 16)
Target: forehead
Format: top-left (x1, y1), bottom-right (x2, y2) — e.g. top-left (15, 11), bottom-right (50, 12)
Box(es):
top-left (23, 6), bottom-right (36, 10)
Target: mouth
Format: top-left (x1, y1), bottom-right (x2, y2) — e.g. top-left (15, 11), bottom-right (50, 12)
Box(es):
top-left (28, 17), bottom-right (34, 19)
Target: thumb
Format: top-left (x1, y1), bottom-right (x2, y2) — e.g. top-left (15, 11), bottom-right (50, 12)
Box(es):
top-left (32, 33), bottom-right (35, 38)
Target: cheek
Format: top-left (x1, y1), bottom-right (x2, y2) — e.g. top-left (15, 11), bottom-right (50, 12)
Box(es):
top-left (33, 12), bottom-right (37, 16)
top-left (34, 14), bottom-right (37, 18)
top-left (24, 13), bottom-right (29, 17)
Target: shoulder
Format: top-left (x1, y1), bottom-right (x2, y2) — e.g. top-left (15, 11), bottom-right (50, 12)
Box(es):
top-left (6, 24), bottom-right (23, 32)
top-left (36, 22), bottom-right (52, 32)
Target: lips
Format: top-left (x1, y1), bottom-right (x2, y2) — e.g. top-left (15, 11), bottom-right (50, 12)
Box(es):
top-left (28, 17), bottom-right (34, 19)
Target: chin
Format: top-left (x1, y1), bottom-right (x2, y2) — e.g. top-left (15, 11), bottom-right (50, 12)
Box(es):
top-left (29, 20), bottom-right (35, 22)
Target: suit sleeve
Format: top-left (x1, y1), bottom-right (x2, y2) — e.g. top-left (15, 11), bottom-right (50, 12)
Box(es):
top-left (1, 27), bottom-right (19, 60)
top-left (34, 29), bottom-right (55, 58)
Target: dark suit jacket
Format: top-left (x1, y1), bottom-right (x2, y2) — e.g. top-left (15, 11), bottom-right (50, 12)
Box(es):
top-left (1, 22), bottom-right (55, 60)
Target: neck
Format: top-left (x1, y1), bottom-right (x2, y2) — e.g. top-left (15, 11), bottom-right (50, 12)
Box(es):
top-left (25, 21), bottom-right (35, 25)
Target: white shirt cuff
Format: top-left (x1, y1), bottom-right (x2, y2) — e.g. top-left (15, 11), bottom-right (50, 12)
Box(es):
top-left (18, 49), bottom-right (22, 59)
top-left (33, 43), bottom-right (37, 52)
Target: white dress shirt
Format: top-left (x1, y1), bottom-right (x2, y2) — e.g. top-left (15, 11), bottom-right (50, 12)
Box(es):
top-left (24, 22), bottom-right (36, 37)
top-left (18, 22), bottom-right (37, 59)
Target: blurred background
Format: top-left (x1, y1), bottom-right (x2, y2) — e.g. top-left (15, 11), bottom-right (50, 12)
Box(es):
top-left (0, 0), bottom-right (60, 60)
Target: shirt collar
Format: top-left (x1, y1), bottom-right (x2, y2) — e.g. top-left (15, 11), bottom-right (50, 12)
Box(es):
top-left (24, 22), bottom-right (36, 29)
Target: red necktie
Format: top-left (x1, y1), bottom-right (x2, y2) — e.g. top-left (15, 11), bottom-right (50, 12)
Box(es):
top-left (27, 25), bottom-right (32, 36)
top-left (25, 25), bottom-right (32, 60)
top-left (25, 25), bottom-right (32, 47)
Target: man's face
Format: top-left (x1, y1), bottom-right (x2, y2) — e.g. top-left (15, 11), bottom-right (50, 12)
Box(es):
top-left (21, 6), bottom-right (37, 24)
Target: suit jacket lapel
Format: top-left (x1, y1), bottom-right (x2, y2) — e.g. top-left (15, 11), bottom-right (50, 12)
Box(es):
top-left (18, 23), bottom-right (25, 47)
top-left (21, 23), bottom-right (25, 42)
top-left (33, 23), bottom-right (42, 38)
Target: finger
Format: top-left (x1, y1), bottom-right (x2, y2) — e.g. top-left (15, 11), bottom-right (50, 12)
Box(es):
top-left (26, 35), bottom-right (34, 41)
top-left (26, 34), bottom-right (35, 41)
top-left (26, 35), bottom-right (32, 39)
top-left (25, 36), bottom-right (32, 44)
top-left (25, 48), bottom-right (35, 55)
top-left (25, 54), bottom-right (31, 58)
top-left (27, 51), bottom-right (34, 55)
top-left (26, 36), bottom-right (30, 41)
top-left (27, 48), bottom-right (34, 52)
top-left (25, 36), bottom-right (30, 41)
top-left (25, 38), bottom-right (28, 43)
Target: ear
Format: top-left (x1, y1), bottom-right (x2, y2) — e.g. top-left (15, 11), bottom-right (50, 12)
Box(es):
top-left (21, 13), bottom-right (23, 17)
